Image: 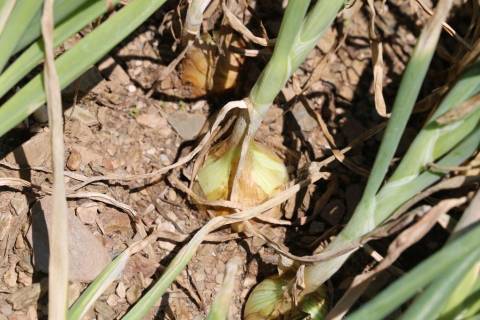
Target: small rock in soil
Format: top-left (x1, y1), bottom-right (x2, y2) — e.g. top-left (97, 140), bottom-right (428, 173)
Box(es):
top-left (106, 294), bottom-right (119, 307)
top-left (126, 283), bottom-right (142, 305)
top-left (116, 282), bottom-right (126, 299)
top-left (97, 210), bottom-right (131, 235)
top-left (136, 112), bottom-right (171, 135)
top-left (95, 301), bottom-right (116, 319)
top-left (66, 148), bottom-right (82, 171)
top-left (98, 57), bottom-right (131, 85)
top-left (65, 106), bottom-right (98, 127)
top-left (27, 197), bottom-right (110, 282)
top-left (76, 203), bottom-right (99, 225)
top-left (167, 111), bottom-right (206, 140)
top-left (7, 283), bottom-right (41, 310)
top-left (5, 131), bottom-right (51, 167)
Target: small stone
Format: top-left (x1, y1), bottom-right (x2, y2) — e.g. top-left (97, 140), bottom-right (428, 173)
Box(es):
top-left (116, 282), bottom-right (126, 299)
top-left (159, 154), bottom-right (170, 165)
top-left (7, 283), bottom-right (41, 310)
top-left (95, 301), bottom-right (116, 319)
top-left (15, 234), bottom-right (25, 249)
top-left (98, 210), bottom-right (131, 235)
top-left (167, 111), bottom-right (206, 140)
top-left (106, 295), bottom-right (118, 307)
top-left (67, 149), bottom-right (82, 171)
top-left (65, 105), bottom-right (98, 126)
top-left (167, 189), bottom-right (177, 202)
top-left (33, 105), bottom-right (49, 123)
top-left (98, 57), bottom-right (130, 85)
top-left (5, 131), bottom-right (51, 167)
top-left (127, 85), bottom-right (136, 93)
top-left (136, 112), bottom-right (168, 130)
top-left (17, 272), bottom-right (32, 287)
top-left (102, 158), bottom-right (121, 171)
top-left (76, 203), bottom-right (98, 225)
top-left (27, 197), bottom-right (110, 282)
top-left (126, 284), bottom-right (142, 304)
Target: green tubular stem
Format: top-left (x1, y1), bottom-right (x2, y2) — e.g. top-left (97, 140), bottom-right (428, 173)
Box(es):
top-left (427, 191), bottom-right (480, 319)
top-left (303, 123), bottom-right (480, 293)
top-left (13, 0), bottom-right (95, 54)
top-left (439, 267), bottom-right (480, 319)
top-left (0, 0), bottom-right (16, 36)
top-left (247, 0), bottom-right (310, 131)
top-left (0, 0), bottom-right (43, 73)
top-left (391, 61), bottom-right (480, 181)
top-left (360, 0), bottom-right (453, 202)
top-left (346, 224), bottom-right (480, 320)
top-left (67, 252), bottom-right (130, 320)
top-left (0, 0), bottom-right (120, 99)
top-left (0, 0), bottom-right (167, 138)
top-left (205, 258), bottom-right (240, 320)
top-left (400, 250), bottom-right (480, 320)
top-left (248, 0), bottom-right (344, 132)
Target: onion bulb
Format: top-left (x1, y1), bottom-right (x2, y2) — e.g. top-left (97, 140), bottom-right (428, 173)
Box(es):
top-left (244, 273), bottom-right (328, 320)
top-left (195, 139), bottom-right (288, 227)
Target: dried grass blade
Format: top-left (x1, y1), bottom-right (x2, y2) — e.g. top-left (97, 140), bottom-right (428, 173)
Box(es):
top-left (367, 0), bottom-right (388, 118)
top-left (42, 0), bottom-right (69, 318)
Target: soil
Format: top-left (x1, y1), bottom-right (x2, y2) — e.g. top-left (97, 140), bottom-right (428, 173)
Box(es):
top-left (0, 0), bottom-right (475, 319)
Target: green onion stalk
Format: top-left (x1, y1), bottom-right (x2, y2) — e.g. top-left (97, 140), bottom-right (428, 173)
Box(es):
top-left (347, 214), bottom-right (480, 320)
top-left (0, 0), bottom-right (122, 99)
top-left (401, 191), bottom-right (480, 320)
top-left (206, 257), bottom-right (241, 320)
top-left (197, 0), bottom-right (345, 225)
top-left (246, 0), bottom-right (479, 318)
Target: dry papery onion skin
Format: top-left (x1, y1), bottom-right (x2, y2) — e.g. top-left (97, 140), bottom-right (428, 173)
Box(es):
top-left (197, 140), bottom-right (288, 204)
top-left (180, 33), bottom-right (245, 98)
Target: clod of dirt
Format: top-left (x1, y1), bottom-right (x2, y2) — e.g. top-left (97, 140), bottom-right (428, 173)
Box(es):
top-left (75, 203), bottom-right (99, 225)
top-left (5, 131), bottom-right (51, 167)
top-left (66, 148), bottom-right (82, 171)
top-left (94, 301), bottom-right (116, 319)
top-left (97, 209), bottom-right (131, 236)
top-left (136, 112), bottom-right (169, 131)
top-left (6, 283), bottom-right (42, 311)
top-left (67, 145), bottom-right (102, 170)
top-left (167, 111), bottom-right (206, 140)
top-left (27, 197), bottom-right (110, 282)
top-left (65, 105), bottom-right (99, 127)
